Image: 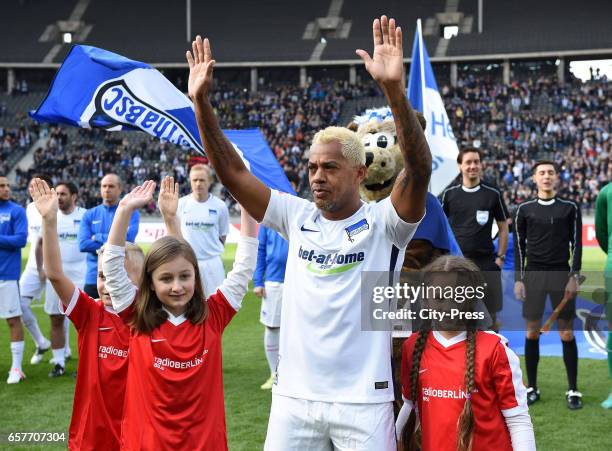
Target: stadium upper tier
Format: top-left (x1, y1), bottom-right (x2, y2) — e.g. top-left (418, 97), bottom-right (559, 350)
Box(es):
top-left (2, 0), bottom-right (611, 65)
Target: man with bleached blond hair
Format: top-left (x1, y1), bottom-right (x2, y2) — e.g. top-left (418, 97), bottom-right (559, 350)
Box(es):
top-left (186, 15), bottom-right (431, 449)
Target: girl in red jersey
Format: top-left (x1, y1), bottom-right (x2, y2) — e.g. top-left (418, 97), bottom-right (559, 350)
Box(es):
top-left (102, 177), bottom-right (258, 451)
top-left (29, 178), bottom-right (145, 451)
top-left (397, 256), bottom-right (536, 451)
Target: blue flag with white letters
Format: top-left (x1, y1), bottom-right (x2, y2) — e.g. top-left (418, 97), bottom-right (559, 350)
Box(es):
top-left (407, 20), bottom-right (459, 195)
top-left (30, 45), bottom-right (295, 194)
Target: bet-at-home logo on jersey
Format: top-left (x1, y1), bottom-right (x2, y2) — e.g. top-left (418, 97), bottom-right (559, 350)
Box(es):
top-left (298, 245), bottom-right (365, 276)
top-left (185, 221), bottom-right (214, 232)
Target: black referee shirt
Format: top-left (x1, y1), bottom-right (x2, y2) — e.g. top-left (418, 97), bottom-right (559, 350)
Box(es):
top-left (441, 183), bottom-right (509, 258)
top-left (513, 197), bottom-right (582, 280)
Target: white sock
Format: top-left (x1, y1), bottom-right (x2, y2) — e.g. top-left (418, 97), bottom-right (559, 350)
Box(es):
top-left (63, 317), bottom-right (70, 355)
top-left (51, 348), bottom-right (65, 368)
top-left (264, 327), bottom-right (280, 374)
top-left (10, 341), bottom-right (24, 371)
top-left (20, 296), bottom-right (48, 348)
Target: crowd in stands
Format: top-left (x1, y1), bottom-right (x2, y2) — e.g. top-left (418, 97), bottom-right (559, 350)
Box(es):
top-left (0, 123), bottom-right (34, 180)
top-left (444, 75), bottom-right (610, 212)
top-left (2, 75), bottom-right (610, 215)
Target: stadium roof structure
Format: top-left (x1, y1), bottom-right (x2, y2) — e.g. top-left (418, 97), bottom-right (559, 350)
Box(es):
top-left (2, 0), bottom-right (611, 68)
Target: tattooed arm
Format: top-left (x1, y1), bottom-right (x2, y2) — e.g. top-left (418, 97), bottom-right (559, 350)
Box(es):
top-left (357, 16), bottom-right (431, 223)
top-left (186, 36), bottom-right (270, 222)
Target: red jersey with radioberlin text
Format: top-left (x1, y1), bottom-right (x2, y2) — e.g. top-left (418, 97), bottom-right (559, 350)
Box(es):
top-left (401, 331), bottom-right (528, 451)
top-left (120, 290), bottom-right (236, 451)
top-left (63, 289), bottom-right (131, 451)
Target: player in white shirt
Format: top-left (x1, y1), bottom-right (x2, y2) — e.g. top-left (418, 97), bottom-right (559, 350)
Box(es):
top-left (187, 15), bottom-right (431, 449)
top-left (19, 175), bottom-right (52, 364)
top-left (45, 182), bottom-right (86, 377)
top-left (177, 164), bottom-right (230, 298)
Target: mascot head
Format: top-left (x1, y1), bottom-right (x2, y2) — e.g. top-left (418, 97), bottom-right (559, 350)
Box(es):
top-left (349, 107), bottom-right (426, 202)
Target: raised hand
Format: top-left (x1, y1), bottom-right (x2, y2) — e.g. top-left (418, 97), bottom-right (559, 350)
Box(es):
top-left (118, 180), bottom-right (156, 211)
top-left (186, 35), bottom-right (216, 100)
top-left (356, 16), bottom-right (404, 87)
top-left (158, 176), bottom-right (179, 218)
top-left (29, 178), bottom-right (58, 219)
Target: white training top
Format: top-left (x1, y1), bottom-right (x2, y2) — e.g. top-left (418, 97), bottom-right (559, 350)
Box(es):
top-left (56, 207), bottom-right (87, 269)
top-left (263, 190), bottom-right (421, 403)
top-left (177, 194), bottom-right (230, 260)
top-left (25, 202), bottom-right (42, 270)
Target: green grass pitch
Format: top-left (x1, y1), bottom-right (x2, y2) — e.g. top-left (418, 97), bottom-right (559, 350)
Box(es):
top-left (0, 245), bottom-right (610, 450)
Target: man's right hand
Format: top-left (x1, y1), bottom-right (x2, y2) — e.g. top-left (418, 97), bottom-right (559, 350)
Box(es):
top-left (186, 36), bottom-right (216, 101)
top-left (514, 281), bottom-right (525, 301)
top-left (254, 286), bottom-right (265, 298)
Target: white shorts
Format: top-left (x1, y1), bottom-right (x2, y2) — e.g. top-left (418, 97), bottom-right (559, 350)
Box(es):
top-left (45, 267), bottom-right (84, 315)
top-left (260, 281), bottom-right (283, 328)
top-left (197, 256), bottom-right (225, 299)
top-left (264, 394), bottom-right (396, 451)
top-left (0, 280), bottom-right (22, 319)
top-left (19, 266), bottom-right (44, 299)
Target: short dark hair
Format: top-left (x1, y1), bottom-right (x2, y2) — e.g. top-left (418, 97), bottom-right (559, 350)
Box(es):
top-left (31, 173), bottom-right (53, 188)
top-left (55, 181), bottom-right (78, 196)
top-left (457, 147), bottom-right (483, 164)
top-left (532, 160), bottom-right (558, 174)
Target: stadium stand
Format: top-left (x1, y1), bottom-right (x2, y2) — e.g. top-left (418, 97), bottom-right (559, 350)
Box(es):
top-left (448, 0), bottom-right (612, 56)
top-left (1, 1), bottom-right (610, 64)
top-left (321, 0), bottom-right (445, 61)
top-left (0, 0), bottom-right (76, 63)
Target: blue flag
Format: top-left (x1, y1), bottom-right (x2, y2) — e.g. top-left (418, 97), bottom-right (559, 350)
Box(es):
top-left (407, 20), bottom-right (459, 196)
top-left (30, 45), bottom-right (294, 194)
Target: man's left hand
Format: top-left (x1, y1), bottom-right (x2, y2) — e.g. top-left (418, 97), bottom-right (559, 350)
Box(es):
top-left (356, 15), bottom-right (404, 88)
top-left (564, 276), bottom-right (578, 299)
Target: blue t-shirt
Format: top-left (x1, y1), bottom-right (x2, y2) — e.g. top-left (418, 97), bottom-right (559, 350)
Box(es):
top-left (253, 225), bottom-right (289, 286)
top-left (0, 200), bottom-right (27, 280)
top-left (78, 204), bottom-right (140, 284)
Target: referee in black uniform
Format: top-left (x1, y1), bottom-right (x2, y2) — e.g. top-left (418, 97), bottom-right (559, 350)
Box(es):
top-left (441, 147), bottom-right (509, 325)
top-left (514, 160), bottom-right (583, 409)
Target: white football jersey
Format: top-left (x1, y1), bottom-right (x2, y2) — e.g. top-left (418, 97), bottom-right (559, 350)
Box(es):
top-left (25, 202), bottom-right (42, 270)
top-left (177, 194), bottom-right (229, 260)
top-left (56, 207), bottom-right (87, 271)
top-left (263, 190), bottom-right (421, 403)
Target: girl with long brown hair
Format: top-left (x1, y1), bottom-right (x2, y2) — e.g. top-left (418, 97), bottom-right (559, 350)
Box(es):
top-left (397, 256), bottom-right (536, 451)
top-left (102, 177), bottom-right (258, 450)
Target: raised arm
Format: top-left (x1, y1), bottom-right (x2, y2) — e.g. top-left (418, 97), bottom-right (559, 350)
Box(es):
top-left (186, 36), bottom-right (270, 221)
top-left (219, 205), bottom-right (259, 310)
top-left (29, 179), bottom-right (74, 306)
top-left (103, 181), bottom-right (155, 313)
top-left (158, 176), bottom-right (182, 238)
top-left (357, 16), bottom-right (431, 223)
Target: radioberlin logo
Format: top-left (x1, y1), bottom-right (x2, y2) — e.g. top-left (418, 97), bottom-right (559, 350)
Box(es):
top-left (298, 245), bottom-right (365, 275)
top-left (88, 79), bottom-right (204, 152)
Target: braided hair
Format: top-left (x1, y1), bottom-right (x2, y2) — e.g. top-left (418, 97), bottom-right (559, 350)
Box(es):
top-left (400, 329), bottom-right (429, 451)
top-left (399, 255), bottom-right (482, 451)
top-left (456, 328), bottom-right (476, 451)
